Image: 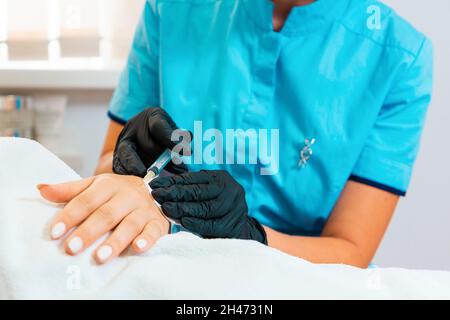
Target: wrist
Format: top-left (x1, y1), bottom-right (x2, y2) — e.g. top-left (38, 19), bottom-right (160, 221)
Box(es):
top-left (94, 152), bottom-right (114, 175)
top-left (142, 179), bottom-right (172, 235)
top-left (162, 217), bottom-right (171, 235)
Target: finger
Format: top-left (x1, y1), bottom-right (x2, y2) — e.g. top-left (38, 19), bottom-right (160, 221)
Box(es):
top-left (49, 177), bottom-right (116, 239)
top-left (152, 183), bottom-right (221, 203)
top-left (63, 193), bottom-right (133, 255)
top-left (181, 216), bottom-right (216, 238)
top-left (150, 171), bottom-right (212, 189)
top-left (165, 161), bottom-right (188, 175)
top-left (161, 199), bottom-right (225, 220)
top-left (114, 140), bottom-right (147, 177)
top-left (38, 177), bottom-right (95, 203)
top-left (132, 219), bottom-right (168, 253)
top-left (94, 209), bottom-right (150, 264)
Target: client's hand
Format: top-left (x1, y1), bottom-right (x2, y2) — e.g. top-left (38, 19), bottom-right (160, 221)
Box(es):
top-left (37, 174), bottom-right (170, 264)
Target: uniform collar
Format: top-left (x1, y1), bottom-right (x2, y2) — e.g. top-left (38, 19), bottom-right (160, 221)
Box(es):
top-left (242, 0), bottom-right (349, 36)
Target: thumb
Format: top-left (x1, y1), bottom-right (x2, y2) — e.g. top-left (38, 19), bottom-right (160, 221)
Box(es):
top-left (147, 109), bottom-right (192, 154)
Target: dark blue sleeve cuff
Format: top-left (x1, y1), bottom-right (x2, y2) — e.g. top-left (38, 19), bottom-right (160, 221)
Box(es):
top-left (107, 111), bottom-right (127, 125)
top-left (349, 175), bottom-right (407, 196)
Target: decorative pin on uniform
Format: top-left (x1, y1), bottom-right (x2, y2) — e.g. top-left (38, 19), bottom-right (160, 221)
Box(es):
top-left (298, 138), bottom-right (316, 168)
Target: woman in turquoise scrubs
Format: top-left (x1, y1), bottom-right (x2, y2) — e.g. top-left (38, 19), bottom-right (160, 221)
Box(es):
top-left (39, 0), bottom-right (433, 267)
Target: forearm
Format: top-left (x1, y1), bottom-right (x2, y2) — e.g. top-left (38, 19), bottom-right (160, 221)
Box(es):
top-left (94, 151), bottom-right (114, 175)
top-left (264, 226), bottom-right (369, 268)
top-left (263, 182), bottom-right (399, 268)
top-left (95, 121), bottom-right (125, 175)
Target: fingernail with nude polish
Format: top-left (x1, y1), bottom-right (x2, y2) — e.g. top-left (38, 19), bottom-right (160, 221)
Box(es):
top-left (37, 184), bottom-right (49, 191)
top-left (97, 245), bottom-right (113, 262)
top-left (51, 222), bottom-right (66, 239)
top-left (68, 237), bottom-right (84, 254)
top-left (136, 239), bottom-right (148, 250)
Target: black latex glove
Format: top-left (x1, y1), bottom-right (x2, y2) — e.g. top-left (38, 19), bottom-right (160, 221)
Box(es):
top-left (150, 170), bottom-right (267, 244)
top-left (113, 107), bottom-right (190, 177)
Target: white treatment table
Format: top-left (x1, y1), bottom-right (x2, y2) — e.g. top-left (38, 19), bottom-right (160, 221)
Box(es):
top-left (1, 138), bottom-right (450, 299)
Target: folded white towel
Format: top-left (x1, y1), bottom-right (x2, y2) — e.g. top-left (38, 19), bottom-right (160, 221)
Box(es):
top-left (1, 138), bottom-right (450, 299)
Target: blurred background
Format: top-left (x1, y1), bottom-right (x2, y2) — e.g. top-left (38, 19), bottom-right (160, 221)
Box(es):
top-left (0, 0), bottom-right (145, 172)
top-left (0, 0), bottom-right (449, 270)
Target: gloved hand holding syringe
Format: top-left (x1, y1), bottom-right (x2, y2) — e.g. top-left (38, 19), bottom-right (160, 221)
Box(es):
top-left (112, 108), bottom-right (192, 227)
top-left (112, 108), bottom-right (266, 244)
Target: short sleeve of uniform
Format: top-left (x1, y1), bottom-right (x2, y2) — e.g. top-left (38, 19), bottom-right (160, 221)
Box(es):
top-left (350, 38), bottom-right (434, 196)
top-left (108, 0), bottom-right (160, 124)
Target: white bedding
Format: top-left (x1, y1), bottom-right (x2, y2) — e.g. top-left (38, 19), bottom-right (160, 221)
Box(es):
top-left (1, 137), bottom-right (450, 300)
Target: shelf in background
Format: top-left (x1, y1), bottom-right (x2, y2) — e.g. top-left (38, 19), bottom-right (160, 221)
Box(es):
top-left (0, 60), bottom-right (123, 90)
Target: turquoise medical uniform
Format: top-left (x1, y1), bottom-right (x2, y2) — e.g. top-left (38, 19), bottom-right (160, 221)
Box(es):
top-left (108, 0), bottom-right (433, 236)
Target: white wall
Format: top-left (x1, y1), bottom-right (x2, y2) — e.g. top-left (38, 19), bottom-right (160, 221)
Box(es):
top-left (373, 0), bottom-right (450, 270)
top-left (62, 0), bottom-right (450, 270)
top-left (62, 91), bottom-right (110, 176)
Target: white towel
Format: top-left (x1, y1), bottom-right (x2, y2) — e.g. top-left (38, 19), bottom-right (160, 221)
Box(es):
top-left (1, 137), bottom-right (450, 300)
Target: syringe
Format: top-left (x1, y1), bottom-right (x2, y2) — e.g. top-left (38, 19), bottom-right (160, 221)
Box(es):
top-left (143, 149), bottom-right (173, 185)
top-left (143, 149), bottom-right (181, 226)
